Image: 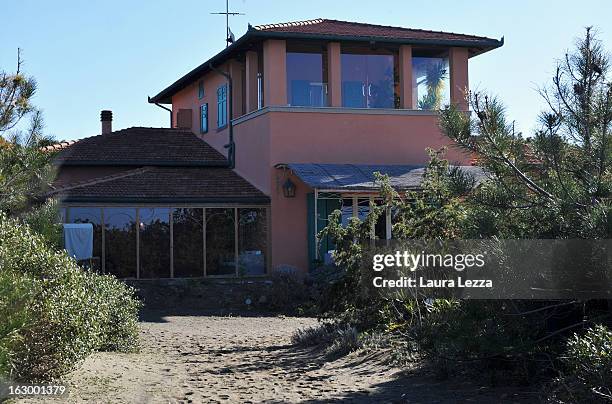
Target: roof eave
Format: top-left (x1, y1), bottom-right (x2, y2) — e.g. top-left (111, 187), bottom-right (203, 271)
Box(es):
top-left (52, 160), bottom-right (229, 167)
top-left (251, 30), bottom-right (502, 50)
top-left (148, 31), bottom-right (256, 104)
top-left (57, 196), bottom-right (271, 204)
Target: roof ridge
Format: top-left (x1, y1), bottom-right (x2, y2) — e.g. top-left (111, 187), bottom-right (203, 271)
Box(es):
top-left (47, 127), bottom-right (199, 154)
top-left (50, 167), bottom-right (153, 194)
top-left (254, 18), bottom-right (324, 31)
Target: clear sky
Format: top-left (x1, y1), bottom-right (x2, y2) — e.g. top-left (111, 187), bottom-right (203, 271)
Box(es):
top-left (1, 0), bottom-right (611, 141)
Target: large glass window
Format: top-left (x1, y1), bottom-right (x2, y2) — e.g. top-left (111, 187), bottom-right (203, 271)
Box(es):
top-left (238, 208), bottom-right (267, 275)
top-left (206, 208), bottom-right (235, 276)
top-left (104, 208), bottom-right (137, 278)
top-left (412, 57), bottom-right (450, 110)
top-left (173, 208), bottom-right (204, 278)
top-left (342, 53), bottom-right (396, 108)
top-left (286, 52), bottom-right (327, 107)
top-left (139, 208), bottom-right (171, 278)
top-left (68, 207), bottom-right (103, 272)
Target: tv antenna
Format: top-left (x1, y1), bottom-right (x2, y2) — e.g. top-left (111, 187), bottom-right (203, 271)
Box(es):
top-left (211, 0), bottom-right (244, 47)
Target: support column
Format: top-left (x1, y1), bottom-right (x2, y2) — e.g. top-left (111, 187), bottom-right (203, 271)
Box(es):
top-left (399, 45), bottom-right (413, 109)
top-left (263, 39), bottom-right (287, 106)
top-left (245, 51), bottom-right (258, 113)
top-left (327, 42), bottom-right (342, 107)
top-left (449, 47), bottom-right (469, 110)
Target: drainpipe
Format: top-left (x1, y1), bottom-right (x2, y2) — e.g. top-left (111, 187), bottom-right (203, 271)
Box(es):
top-left (208, 63), bottom-right (235, 169)
top-left (148, 96), bottom-right (173, 127)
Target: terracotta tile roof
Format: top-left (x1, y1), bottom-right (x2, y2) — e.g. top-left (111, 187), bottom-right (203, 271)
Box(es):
top-left (253, 18), bottom-right (498, 43)
top-left (49, 166), bottom-right (269, 203)
top-left (53, 127), bottom-right (226, 166)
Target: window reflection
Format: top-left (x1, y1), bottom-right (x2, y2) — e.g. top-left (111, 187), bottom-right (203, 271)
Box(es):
top-left (104, 208), bottom-right (137, 278)
top-left (286, 52), bottom-right (327, 107)
top-left (342, 53), bottom-right (396, 108)
top-left (206, 208), bottom-right (236, 276)
top-left (173, 208), bottom-right (204, 278)
top-left (412, 57), bottom-right (449, 110)
top-left (238, 208), bottom-right (267, 275)
top-left (139, 208), bottom-right (171, 278)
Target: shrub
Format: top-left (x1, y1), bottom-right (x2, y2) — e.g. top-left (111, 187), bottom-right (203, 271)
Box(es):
top-left (264, 268), bottom-right (312, 313)
top-left (0, 213), bottom-right (141, 381)
top-left (559, 325), bottom-right (612, 401)
top-left (325, 324), bottom-right (361, 358)
top-left (292, 322), bottom-right (338, 347)
top-left (19, 199), bottom-right (62, 250)
top-left (292, 322), bottom-right (362, 358)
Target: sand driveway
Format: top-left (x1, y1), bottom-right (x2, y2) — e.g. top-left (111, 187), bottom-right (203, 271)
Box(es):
top-left (17, 311), bottom-right (536, 403)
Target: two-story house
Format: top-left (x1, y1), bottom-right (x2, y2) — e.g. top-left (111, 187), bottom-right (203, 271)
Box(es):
top-left (50, 19), bottom-right (502, 279)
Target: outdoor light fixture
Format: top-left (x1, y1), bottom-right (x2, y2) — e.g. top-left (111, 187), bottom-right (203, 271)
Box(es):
top-left (282, 178), bottom-right (296, 198)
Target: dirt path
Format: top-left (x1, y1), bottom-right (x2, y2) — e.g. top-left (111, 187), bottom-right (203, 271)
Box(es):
top-left (17, 311), bottom-right (538, 403)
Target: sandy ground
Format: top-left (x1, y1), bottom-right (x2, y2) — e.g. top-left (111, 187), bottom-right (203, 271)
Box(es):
top-left (15, 311), bottom-right (540, 403)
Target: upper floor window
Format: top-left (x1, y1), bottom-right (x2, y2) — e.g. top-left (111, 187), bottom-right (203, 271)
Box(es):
top-left (200, 103), bottom-right (208, 134)
top-left (286, 52), bottom-right (327, 107)
top-left (341, 51), bottom-right (397, 109)
top-left (217, 84), bottom-right (227, 128)
top-left (198, 81), bottom-right (205, 99)
top-left (412, 56), bottom-right (449, 110)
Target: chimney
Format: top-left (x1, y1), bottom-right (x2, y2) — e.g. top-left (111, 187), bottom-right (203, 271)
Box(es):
top-left (101, 110), bottom-right (112, 134)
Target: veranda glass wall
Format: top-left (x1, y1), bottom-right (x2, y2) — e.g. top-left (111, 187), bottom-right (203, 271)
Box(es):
top-left (64, 206), bottom-right (269, 279)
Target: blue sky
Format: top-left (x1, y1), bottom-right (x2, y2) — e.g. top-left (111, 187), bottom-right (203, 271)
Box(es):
top-left (1, 0), bottom-right (611, 141)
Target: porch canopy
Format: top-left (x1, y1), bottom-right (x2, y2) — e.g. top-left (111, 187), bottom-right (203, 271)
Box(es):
top-left (278, 163), bottom-right (486, 193)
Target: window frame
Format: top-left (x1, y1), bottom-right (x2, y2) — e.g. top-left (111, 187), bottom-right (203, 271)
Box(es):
top-left (216, 84), bottom-right (228, 129)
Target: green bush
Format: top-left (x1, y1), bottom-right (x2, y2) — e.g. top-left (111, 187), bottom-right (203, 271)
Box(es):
top-left (560, 325), bottom-right (612, 401)
top-left (0, 213), bottom-right (141, 381)
top-left (19, 199), bottom-right (63, 250)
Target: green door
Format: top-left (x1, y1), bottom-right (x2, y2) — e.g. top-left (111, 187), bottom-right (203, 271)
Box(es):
top-left (307, 193), bottom-right (340, 271)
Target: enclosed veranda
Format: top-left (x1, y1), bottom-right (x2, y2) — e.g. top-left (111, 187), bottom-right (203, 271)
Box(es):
top-left (59, 205), bottom-right (270, 279)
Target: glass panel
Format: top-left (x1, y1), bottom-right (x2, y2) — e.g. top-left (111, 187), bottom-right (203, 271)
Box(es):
top-left (68, 207), bottom-right (102, 272)
top-left (286, 52), bottom-right (327, 107)
top-left (341, 198), bottom-right (353, 227)
top-left (341, 54), bottom-right (367, 108)
top-left (357, 198), bottom-right (370, 221)
top-left (200, 104), bottom-right (208, 134)
top-left (373, 200), bottom-right (387, 240)
top-left (58, 207), bottom-right (66, 223)
top-left (238, 208), bottom-right (267, 276)
top-left (173, 208), bottom-right (204, 278)
top-left (139, 208), bottom-right (171, 278)
top-left (412, 57), bottom-right (450, 110)
top-left (206, 208), bottom-right (236, 276)
top-left (104, 208), bottom-right (137, 278)
top-left (342, 54), bottom-right (395, 108)
top-left (365, 55), bottom-right (395, 108)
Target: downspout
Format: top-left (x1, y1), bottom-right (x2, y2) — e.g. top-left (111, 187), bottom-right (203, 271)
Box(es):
top-left (148, 96), bottom-right (173, 127)
top-left (208, 63), bottom-right (235, 169)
